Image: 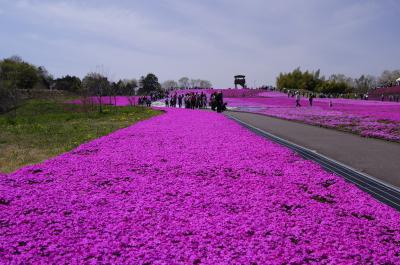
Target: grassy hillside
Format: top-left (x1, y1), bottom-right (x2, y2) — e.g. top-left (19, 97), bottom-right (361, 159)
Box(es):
top-left (0, 99), bottom-right (161, 173)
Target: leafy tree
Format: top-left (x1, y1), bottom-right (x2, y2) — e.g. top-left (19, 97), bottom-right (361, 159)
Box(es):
top-left (53, 75), bottom-right (81, 92)
top-left (0, 69), bottom-right (19, 116)
top-left (138, 73), bottom-right (161, 95)
top-left (37, 66), bottom-right (54, 89)
top-left (317, 80), bottom-right (350, 94)
top-left (0, 56), bottom-right (38, 91)
top-left (276, 68), bottom-right (322, 92)
top-left (0, 56), bottom-right (40, 116)
top-left (138, 76), bottom-right (145, 93)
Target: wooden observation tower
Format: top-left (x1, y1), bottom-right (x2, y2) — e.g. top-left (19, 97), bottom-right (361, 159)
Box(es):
top-left (234, 75), bottom-right (246, 89)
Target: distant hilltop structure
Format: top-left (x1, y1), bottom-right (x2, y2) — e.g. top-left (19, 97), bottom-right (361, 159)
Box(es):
top-left (234, 75), bottom-right (246, 89)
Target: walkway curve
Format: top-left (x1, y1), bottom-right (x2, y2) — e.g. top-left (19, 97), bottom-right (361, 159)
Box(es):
top-left (226, 111), bottom-right (400, 210)
top-left (225, 110), bottom-right (400, 187)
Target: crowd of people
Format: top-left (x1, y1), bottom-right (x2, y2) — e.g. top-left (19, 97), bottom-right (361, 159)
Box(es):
top-left (165, 92), bottom-right (208, 109)
top-left (163, 91), bottom-right (227, 112)
top-left (138, 96), bottom-right (152, 107)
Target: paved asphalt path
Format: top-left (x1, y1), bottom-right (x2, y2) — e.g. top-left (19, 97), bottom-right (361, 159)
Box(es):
top-left (226, 111), bottom-right (400, 188)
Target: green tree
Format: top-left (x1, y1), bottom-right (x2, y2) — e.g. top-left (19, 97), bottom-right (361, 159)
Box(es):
top-left (37, 66), bottom-right (54, 89)
top-left (0, 56), bottom-right (38, 91)
top-left (276, 68), bottom-right (322, 92)
top-left (138, 73), bottom-right (161, 95)
top-left (0, 69), bottom-right (19, 116)
top-left (53, 75), bottom-right (81, 92)
top-left (317, 80), bottom-right (350, 95)
top-left (117, 79), bottom-right (137, 95)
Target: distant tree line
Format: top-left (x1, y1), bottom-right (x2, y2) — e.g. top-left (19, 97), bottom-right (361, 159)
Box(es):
top-left (161, 77), bottom-right (212, 90)
top-left (276, 68), bottom-right (400, 95)
top-left (0, 55), bottom-right (169, 114)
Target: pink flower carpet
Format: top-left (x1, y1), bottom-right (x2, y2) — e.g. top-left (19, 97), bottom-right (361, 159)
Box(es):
top-left (1, 108), bottom-right (399, 264)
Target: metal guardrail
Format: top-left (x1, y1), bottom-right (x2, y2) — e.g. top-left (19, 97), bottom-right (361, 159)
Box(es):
top-left (226, 113), bottom-right (400, 211)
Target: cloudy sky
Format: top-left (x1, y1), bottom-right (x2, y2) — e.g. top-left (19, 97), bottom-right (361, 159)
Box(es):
top-left (0, 0), bottom-right (399, 87)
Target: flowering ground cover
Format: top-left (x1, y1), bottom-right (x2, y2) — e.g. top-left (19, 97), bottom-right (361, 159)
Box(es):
top-left (1, 108), bottom-right (400, 264)
top-left (214, 89), bottom-right (265, 98)
top-left (369, 85), bottom-right (400, 100)
top-left (70, 90), bottom-right (400, 142)
top-left (225, 92), bottom-right (400, 142)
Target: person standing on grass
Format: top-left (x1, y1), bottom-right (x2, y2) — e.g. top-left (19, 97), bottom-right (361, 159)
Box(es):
top-left (296, 92), bottom-right (301, 107)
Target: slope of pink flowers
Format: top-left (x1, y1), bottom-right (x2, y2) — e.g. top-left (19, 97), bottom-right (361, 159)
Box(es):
top-left (1, 108), bottom-right (399, 264)
top-left (226, 92), bottom-right (400, 142)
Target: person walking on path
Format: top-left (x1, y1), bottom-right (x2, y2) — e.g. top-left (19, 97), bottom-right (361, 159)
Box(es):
top-left (178, 95), bottom-right (183, 108)
top-left (216, 92), bottom-right (223, 112)
top-left (296, 93), bottom-right (301, 107)
top-left (146, 97), bottom-right (151, 107)
top-left (309, 94), bottom-right (314, 106)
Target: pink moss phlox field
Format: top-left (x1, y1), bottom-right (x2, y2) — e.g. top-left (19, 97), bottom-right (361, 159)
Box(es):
top-left (225, 92), bottom-right (400, 142)
top-left (1, 108), bottom-right (400, 264)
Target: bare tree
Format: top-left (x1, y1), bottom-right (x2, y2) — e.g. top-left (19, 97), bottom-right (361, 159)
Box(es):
top-left (190, 79), bottom-right (201, 88)
top-left (354, 75), bottom-right (377, 93)
top-left (123, 79), bottom-right (138, 106)
top-left (177, 77), bottom-right (212, 89)
top-left (162, 80), bottom-right (178, 90)
top-left (199, 80), bottom-right (212, 88)
top-left (82, 72), bottom-right (109, 113)
top-left (178, 77), bottom-right (190, 89)
top-left (379, 70), bottom-right (400, 86)
top-left (329, 74), bottom-right (354, 88)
